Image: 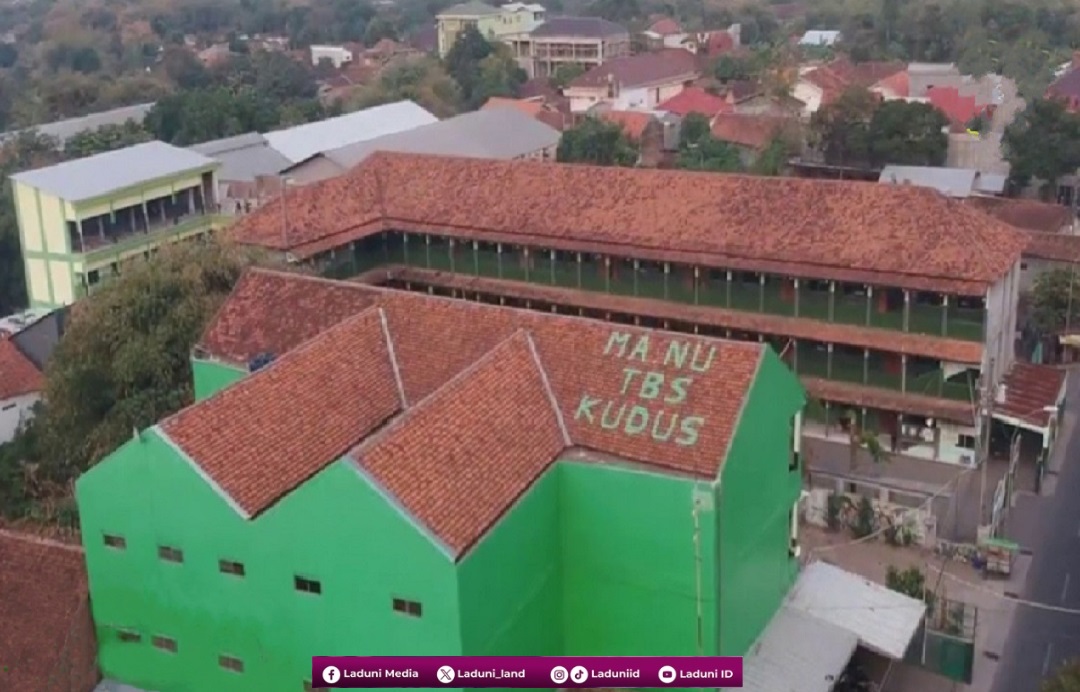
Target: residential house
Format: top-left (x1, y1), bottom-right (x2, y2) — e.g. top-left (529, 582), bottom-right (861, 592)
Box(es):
top-left (309, 44), bottom-right (354, 69)
top-left (709, 114), bottom-right (799, 165)
top-left (677, 27), bottom-right (741, 58)
top-left (564, 49), bottom-right (700, 115)
top-left (280, 108), bottom-right (561, 185)
top-left (641, 17), bottom-right (682, 48)
top-left (793, 60), bottom-right (905, 117)
top-left (435, 1), bottom-right (545, 58)
top-left (0, 335), bottom-right (43, 443)
top-left (1046, 58), bottom-right (1080, 113)
top-left (197, 43), bottom-right (232, 68)
top-left (5, 305), bottom-right (69, 371)
top-left (657, 86), bottom-right (732, 118)
top-left (594, 110), bottom-right (665, 165)
top-left (878, 166), bottom-right (1006, 199)
top-left (77, 265), bottom-right (927, 691)
top-left (481, 95), bottom-right (568, 130)
top-left (518, 16), bottom-right (630, 80)
top-left (798, 30), bottom-right (841, 47)
top-left (0, 531), bottom-right (96, 692)
top-left (0, 102), bottom-right (156, 150)
top-left (227, 151), bottom-right (1056, 500)
top-left (9, 141), bottom-right (221, 308)
top-left (928, 86), bottom-right (994, 132)
top-left (870, 70), bottom-right (911, 101)
top-left (189, 133), bottom-right (293, 213)
top-left (263, 101), bottom-right (438, 166)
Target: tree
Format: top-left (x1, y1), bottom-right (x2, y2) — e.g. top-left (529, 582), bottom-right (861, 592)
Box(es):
top-left (868, 100), bottom-right (949, 167)
top-left (557, 118), bottom-right (638, 167)
top-left (713, 54), bottom-right (754, 82)
top-left (469, 49), bottom-right (527, 109)
top-left (843, 409), bottom-right (888, 471)
top-left (145, 87), bottom-right (283, 145)
top-left (809, 87), bottom-right (877, 168)
top-left (1045, 660), bottom-right (1080, 692)
top-left (752, 136), bottom-right (795, 176)
top-left (363, 16), bottom-right (398, 46)
top-left (160, 46), bottom-right (211, 90)
top-left (676, 113), bottom-right (743, 172)
top-left (886, 565), bottom-right (929, 600)
top-left (679, 113), bottom-right (712, 147)
top-left (36, 240), bottom-right (279, 476)
top-left (550, 63), bottom-right (585, 90)
top-left (349, 58), bottom-right (463, 118)
top-left (1030, 268), bottom-right (1080, 334)
top-left (1004, 98), bottom-right (1080, 193)
top-left (444, 25), bottom-right (494, 105)
top-left (65, 121), bottom-right (152, 159)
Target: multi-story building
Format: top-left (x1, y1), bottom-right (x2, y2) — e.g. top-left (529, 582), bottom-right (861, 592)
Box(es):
top-left (517, 16), bottom-right (630, 79)
top-left (77, 267), bottom-right (821, 690)
top-left (228, 153), bottom-right (1067, 492)
top-left (9, 141), bottom-right (221, 308)
top-left (436, 1), bottom-right (545, 58)
top-left (563, 48), bottom-right (699, 115)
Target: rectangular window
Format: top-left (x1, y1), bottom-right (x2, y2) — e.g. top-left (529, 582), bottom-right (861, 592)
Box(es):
top-left (158, 546), bottom-right (184, 563)
top-left (219, 655), bottom-right (244, 672)
top-left (152, 635), bottom-right (178, 653)
top-left (957, 434), bottom-right (976, 450)
top-left (103, 534), bottom-right (126, 550)
top-left (294, 576), bottom-right (322, 594)
top-left (117, 630), bottom-right (141, 643)
top-left (392, 598), bottom-right (423, 617)
top-left (219, 559), bottom-right (246, 576)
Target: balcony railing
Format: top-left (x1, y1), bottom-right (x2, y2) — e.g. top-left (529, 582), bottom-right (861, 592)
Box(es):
top-left (73, 212), bottom-right (217, 266)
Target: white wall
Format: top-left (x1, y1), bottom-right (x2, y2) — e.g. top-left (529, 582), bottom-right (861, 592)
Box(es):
top-left (983, 261), bottom-right (1019, 386)
top-left (613, 86), bottom-right (650, 110)
top-left (793, 80), bottom-right (823, 117)
top-left (310, 46), bottom-right (352, 68)
top-left (0, 392), bottom-right (39, 444)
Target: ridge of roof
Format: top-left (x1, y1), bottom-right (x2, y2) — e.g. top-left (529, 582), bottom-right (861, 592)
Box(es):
top-left (229, 152), bottom-right (1029, 292)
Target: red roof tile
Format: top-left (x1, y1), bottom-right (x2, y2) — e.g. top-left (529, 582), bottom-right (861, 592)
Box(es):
top-left (599, 110), bottom-right (655, 140)
top-left (162, 307), bottom-right (404, 516)
top-left (0, 531), bottom-right (94, 692)
top-left (874, 70), bottom-right (909, 98)
top-left (965, 196), bottom-right (1072, 235)
top-left (228, 152), bottom-right (1029, 295)
top-left (710, 113), bottom-right (795, 150)
top-left (1023, 232), bottom-right (1080, 263)
top-left (171, 269), bottom-right (767, 542)
top-left (996, 362), bottom-right (1066, 429)
top-left (928, 86), bottom-right (986, 129)
top-left (569, 49), bottom-right (699, 89)
top-left (657, 86), bottom-right (731, 117)
top-left (647, 18), bottom-right (682, 36)
top-left (0, 337), bottom-right (44, 400)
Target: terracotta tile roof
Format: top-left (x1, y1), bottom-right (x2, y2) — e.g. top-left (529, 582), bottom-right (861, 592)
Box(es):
top-left (802, 377), bottom-right (974, 425)
top-left (710, 113), bottom-right (795, 150)
top-left (1047, 68), bottom-right (1080, 101)
top-left (1023, 232), bottom-right (1080, 263)
top-left (599, 110), bottom-right (655, 140)
top-left (196, 270), bottom-right (379, 366)
top-left (569, 49), bottom-right (699, 89)
top-left (173, 269), bottom-right (767, 541)
top-left (647, 18), bottom-right (682, 36)
top-left (964, 196), bottom-right (1072, 234)
top-left (657, 86), bottom-right (731, 117)
top-left (804, 59), bottom-right (904, 105)
top-left (996, 362), bottom-right (1066, 428)
top-left (0, 531), bottom-right (93, 692)
top-left (355, 333), bottom-right (567, 554)
top-left (227, 151), bottom-right (1029, 295)
top-left (373, 266), bottom-right (985, 364)
top-left (928, 86), bottom-right (986, 129)
top-left (161, 307), bottom-right (404, 516)
top-left (874, 70), bottom-right (909, 97)
top-left (482, 96), bottom-right (567, 130)
top-left (0, 337), bottom-right (44, 400)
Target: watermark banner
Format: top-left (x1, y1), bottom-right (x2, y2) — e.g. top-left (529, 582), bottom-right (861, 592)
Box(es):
top-left (312, 656), bottom-right (743, 688)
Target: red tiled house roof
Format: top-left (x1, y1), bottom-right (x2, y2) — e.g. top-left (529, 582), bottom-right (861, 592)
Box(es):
top-left (965, 196), bottom-right (1072, 234)
top-left (569, 49), bottom-right (699, 89)
top-left (0, 531), bottom-right (96, 692)
top-left (599, 110), bottom-right (655, 140)
top-left (163, 270), bottom-right (771, 555)
top-left (996, 362), bottom-right (1066, 429)
top-left (657, 86), bottom-right (732, 117)
top-left (710, 114), bottom-right (796, 150)
top-left (928, 86), bottom-right (989, 130)
top-left (0, 337), bottom-right (44, 400)
top-left (646, 18), bottom-right (682, 36)
top-left (227, 152), bottom-right (1030, 296)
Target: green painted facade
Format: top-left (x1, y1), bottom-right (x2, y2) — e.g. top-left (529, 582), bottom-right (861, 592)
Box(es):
top-left (77, 350), bottom-right (804, 691)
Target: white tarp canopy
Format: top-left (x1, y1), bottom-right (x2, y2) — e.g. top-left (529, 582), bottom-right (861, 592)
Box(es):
top-left (742, 605), bottom-right (859, 692)
top-left (786, 561), bottom-right (926, 659)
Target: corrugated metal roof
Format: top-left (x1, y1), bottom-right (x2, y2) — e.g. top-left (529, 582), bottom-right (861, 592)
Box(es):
top-left (190, 132), bottom-right (293, 182)
top-left (293, 108), bottom-right (560, 180)
top-left (742, 606), bottom-right (859, 692)
top-left (879, 165), bottom-right (979, 198)
top-left (976, 172), bottom-right (1007, 195)
top-left (0, 102), bottom-right (155, 147)
top-left (263, 101), bottom-right (438, 164)
top-left (799, 30), bottom-right (841, 46)
top-left (9, 141), bottom-right (217, 202)
top-left (786, 561), bottom-right (926, 660)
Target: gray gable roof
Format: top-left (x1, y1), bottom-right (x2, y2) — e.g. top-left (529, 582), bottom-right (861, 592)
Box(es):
top-left (0, 102), bottom-right (155, 148)
top-left (190, 132), bottom-right (292, 182)
top-left (438, 0), bottom-right (502, 16)
top-left (530, 16), bottom-right (628, 38)
top-left (10, 141), bottom-right (217, 202)
top-left (879, 165), bottom-right (981, 198)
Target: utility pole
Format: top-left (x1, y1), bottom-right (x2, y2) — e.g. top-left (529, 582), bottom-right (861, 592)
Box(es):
top-left (977, 357), bottom-right (996, 530)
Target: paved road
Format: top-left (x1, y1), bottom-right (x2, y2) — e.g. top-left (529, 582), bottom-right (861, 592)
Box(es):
top-left (992, 371), bottom-right (1080, 692)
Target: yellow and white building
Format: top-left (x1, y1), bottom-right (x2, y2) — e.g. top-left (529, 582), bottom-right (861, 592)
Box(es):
top-left (10, 141), bottom-right (221, 308)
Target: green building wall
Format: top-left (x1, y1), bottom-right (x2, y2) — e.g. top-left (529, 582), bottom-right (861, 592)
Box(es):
top-left (76, 429), bottom-right (461, 692)
top-left (191, 358), bottom-right (246, 400)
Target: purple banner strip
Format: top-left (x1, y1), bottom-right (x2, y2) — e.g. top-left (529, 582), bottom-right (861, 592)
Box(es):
top-left (313, 656), bottom-right (743, 688)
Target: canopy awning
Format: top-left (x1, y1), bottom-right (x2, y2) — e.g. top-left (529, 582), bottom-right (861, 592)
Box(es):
top-left (742, 605), bottom-right (859, 692)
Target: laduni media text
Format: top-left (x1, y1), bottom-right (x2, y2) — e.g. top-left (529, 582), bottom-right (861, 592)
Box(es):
top-left (312, 656), bottom-right (744, 688)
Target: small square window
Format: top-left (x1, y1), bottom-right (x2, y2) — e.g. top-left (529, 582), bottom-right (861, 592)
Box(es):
top-left (219, 559), bottom-right (246, 576)
top-left (117, 630), bottom-right (141, 643)
top-left (392, 597), bottom-right (422, 617)
top-left (294, 576), bottom-right (322, 594)
top-left (103, 534), bottom-right (126, 550)
top-left (219, 655), bottom-right (244, 672)
top-left (158, 546), bottom-right (183, 563)
top-left (152, 635), bottom-right (178, 653)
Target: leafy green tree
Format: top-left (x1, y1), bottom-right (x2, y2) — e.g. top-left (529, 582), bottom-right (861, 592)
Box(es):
top-left (809, 86), bottom-right (877, 168)
top-left (676, 113), bottom-right (743, 172)
top-left (886, 565), bottom-right (928, 600)
top-left (550, 63), bottom-right (585, 90)
top-left (160, 46), bottom-right (211, 90)
top-left (557, 118), bottom-right (638, 167)
top-left (444, 25), bottom-right (494, 106)
top-left (1045, 660), bottom-right (1080, 692)
top-left (752, 136), bottom-right (794, 176)
top-left (349, 58), bottom-right (463, 118)
top-left (65, 121), bottom-right (152, 159)
top-left (363, 16), bottom-right (399, 46)
top-left (679, 113), bottom-right (712, 147)
top-left (37, 240), bottom-right (279, 474)
top-left (469, 49), bottom-right (527, 109)
top-left (145, 87), bottom-right (282, 145)
top-left (1030, 268), bottom-right (1080, 334)
top-left (1004, 98), bottom-right (1080, 192)
top-left (868, 100), bottom-right (949, 167)
top-left (713, 54), bottom-right (754, 82)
